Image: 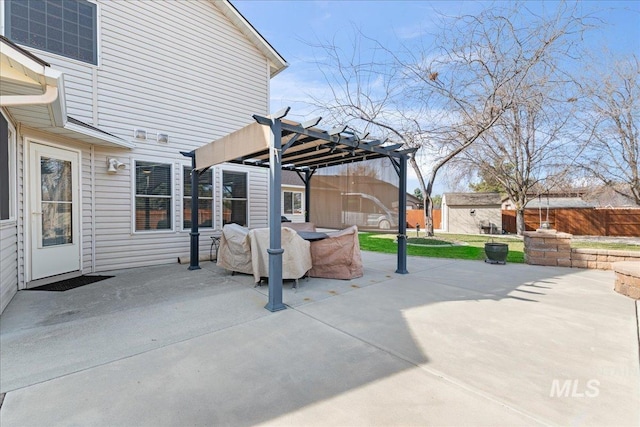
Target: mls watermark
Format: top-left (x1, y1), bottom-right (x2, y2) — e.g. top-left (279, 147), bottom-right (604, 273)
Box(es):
top-left (549, 379), bottom-right (600, 398)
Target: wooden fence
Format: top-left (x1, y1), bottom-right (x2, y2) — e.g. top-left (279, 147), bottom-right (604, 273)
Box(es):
top-left (501, 208), bottom-right (640, 236)
top-left (407, 209), bottom-right (441, 229)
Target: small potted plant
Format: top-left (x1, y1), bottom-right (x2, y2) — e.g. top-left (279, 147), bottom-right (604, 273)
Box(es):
top-left (484, 238), bottom-right (508, 264)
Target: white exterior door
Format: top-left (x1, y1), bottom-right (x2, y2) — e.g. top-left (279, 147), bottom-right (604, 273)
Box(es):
top-left (29, 143), bottom-right (81, 280)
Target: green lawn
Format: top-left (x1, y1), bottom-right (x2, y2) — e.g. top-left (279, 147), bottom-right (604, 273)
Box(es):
top-left (358, 231), bottom-right (640, 263)
top-left (358, 232), bottom-right (526, 263)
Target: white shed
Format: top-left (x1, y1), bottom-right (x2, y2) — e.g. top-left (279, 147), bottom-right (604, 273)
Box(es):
top-left (441, 193), bottom-right (502, 234)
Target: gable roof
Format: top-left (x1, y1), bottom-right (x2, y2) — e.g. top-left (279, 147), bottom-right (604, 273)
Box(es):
top-left (214, 1), bottom-right (288, 77)
top-left (444, 192), bottom-right (502, 206)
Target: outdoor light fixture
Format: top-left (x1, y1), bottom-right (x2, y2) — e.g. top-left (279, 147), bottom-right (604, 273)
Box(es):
top-left (156, 133), bottom-right (169, 143)
top-left (107, 158), bottom-right (126, 174)
top-left (134, 129), bottom-right (147, 139)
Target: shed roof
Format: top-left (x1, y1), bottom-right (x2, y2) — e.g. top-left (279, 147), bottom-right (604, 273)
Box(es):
top-left (444, 192), bottom-right (502, 206)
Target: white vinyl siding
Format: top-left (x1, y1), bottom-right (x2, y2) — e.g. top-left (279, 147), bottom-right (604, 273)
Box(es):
top-left (0, 113), bottom-right (19, 313)
top-left (0, 223), bottom-right (18, 313)
top-left (75, 0), bottom-right (268, 271)
top-left (81, 147), bottom-right (94, 272)
top-left (4, 0), bottom-right (275, 276)
top-left (95, 0), bottom-right (268, 150)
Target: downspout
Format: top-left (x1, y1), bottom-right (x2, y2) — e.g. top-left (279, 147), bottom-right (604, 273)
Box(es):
top-left (91, 145), bottom-right (96, 272)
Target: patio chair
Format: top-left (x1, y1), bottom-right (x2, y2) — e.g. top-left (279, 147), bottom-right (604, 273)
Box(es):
top-left (308, 225), bottom-right (363, 280)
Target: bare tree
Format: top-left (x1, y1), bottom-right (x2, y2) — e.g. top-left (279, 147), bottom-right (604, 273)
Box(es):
top-left (307, 2), bottom-right (592, 235)
top-left (578, 55), bottom-right (639, 205)
top-left (453, 80), bottom-right (585, 234)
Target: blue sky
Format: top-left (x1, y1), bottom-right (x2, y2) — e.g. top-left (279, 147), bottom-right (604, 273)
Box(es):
top-left (233, 0), bottom-right (640, 194)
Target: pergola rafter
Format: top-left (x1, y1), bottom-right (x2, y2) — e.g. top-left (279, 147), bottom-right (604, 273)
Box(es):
top-left (186, 108), bottom-right (417, 312)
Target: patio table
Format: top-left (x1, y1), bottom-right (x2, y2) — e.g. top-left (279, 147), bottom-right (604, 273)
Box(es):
top-left (297, 231), bottom-right (329, 241)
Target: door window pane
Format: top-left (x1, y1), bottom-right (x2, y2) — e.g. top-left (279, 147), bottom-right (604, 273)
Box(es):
top-left (42, 202), bottom-right (72, 246)
top-left (40, 157), bottom-right (72, 246)
top-left (41, 157), bottom-right (71, 201)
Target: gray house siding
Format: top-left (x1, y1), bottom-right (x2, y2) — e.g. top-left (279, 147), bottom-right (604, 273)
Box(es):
top-left (1, 0), bottom-right (278, 296)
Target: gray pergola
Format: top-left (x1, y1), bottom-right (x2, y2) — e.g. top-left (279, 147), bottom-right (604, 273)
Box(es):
top-left (185, 108), bottom-right (416, 312)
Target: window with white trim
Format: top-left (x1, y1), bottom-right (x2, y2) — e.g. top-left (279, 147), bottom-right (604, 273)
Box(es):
top-left (5, 0), bottom-right (98, 65)
top-left (183, 166), bottom-right (213, 228)
top-left (222, 170), bottom-right (247, 226)
top-left (283, 191), bottom-right (303, 215)
top-left (0, 114), bottom-right (15, 221)
top-left (135, 161), bottom-right (172, 231)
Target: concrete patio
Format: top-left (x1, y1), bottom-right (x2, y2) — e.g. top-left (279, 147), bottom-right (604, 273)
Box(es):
top-left (1, 252), bottom-right (638, 426)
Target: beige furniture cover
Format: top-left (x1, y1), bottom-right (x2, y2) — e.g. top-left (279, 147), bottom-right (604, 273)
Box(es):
top-left (217, 224), bottom-right (312, 283)
top-left (281, 222), bottom-right (316, 232)
top-left (217, 223), bottom-right (253, 275)
top-left (248, 227), bottom-right (312, 283)
top-left (308, 226), bottom-right (363, 280)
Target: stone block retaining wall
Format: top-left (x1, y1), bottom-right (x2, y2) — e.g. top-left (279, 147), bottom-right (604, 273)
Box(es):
top-left (523, 230), bottom-right (640, 299)
top-left (571, 249), bottom-right (640, 270)
top-left (613, 262), bottom-right (640, 299)
top-left (523, 230), bottom-right (640, 270)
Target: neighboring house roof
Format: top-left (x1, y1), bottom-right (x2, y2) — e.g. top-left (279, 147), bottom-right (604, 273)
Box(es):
top-left (0, 35), bottom-right (133, 148)
top-left (582, 185), bottom-right (639, 208)
top-left (215, 1), bottom-right (288, 77)
top-left (524, 197), bottom-right (595, 209)
top-left (444, 192), bottom-right (502, 206)
top-left (282, 170), bottom-right (304, 186)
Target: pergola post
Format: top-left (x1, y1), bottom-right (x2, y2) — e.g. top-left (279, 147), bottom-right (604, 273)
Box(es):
top-left (304, 169), bottom-right (312, 223)
top-left (396, 154), bottom-right (408, 274)
top-left (265, 117), bottom-right (286, 312)
top-left (181, 150), bottom-right (200, 271)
